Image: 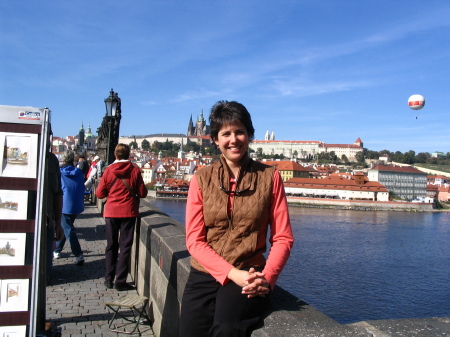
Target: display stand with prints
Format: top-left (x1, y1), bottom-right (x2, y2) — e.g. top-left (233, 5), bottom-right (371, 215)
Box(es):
top-left (0, 105), bottom-right (51, 337)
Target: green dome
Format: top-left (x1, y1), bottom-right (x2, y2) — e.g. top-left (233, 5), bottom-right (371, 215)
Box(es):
top-left (85, 124), bottom-right (95, 138)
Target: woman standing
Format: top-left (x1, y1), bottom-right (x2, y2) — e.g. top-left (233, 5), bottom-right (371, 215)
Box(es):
top-left (179, 101), bottom-right (294, 336)
top-left (96, 144), bottom-right (148, 291)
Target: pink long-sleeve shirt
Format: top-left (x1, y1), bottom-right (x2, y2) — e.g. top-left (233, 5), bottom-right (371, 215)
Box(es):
top-left (185, 169), bottom-right (294, 289)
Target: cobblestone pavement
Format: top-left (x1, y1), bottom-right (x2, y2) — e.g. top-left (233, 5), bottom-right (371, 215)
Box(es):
top-left (46, 203), bottom-right (154, 336)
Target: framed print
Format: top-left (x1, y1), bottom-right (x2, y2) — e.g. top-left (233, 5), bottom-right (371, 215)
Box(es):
top-left (0, 279), bottom-right (29, 312)
top-left (0, 233), bottom-right (26, 266)
top-left (0, 190), bottom-right (28, 220)
top-left (0, 325), bottom-right (27, 337)
top-left (0, 133), bottom-right (38, 178)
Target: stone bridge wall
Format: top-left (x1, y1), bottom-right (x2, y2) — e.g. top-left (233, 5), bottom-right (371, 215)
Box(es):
top-left (127, 199), bottom-right (375, 337)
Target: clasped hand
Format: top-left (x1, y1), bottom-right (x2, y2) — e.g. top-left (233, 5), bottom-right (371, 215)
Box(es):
top-left (227, 267), bottom-right (270, 298)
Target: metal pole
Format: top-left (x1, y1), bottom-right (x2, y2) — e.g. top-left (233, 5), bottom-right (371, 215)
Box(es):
top-left (106, 117), bottom-right (112, 165)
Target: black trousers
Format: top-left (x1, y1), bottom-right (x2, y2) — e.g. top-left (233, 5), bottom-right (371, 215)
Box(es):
top-left (104, 217), bottom-right (136, 284)
top-left (179, 268), bottom-right (269, 337)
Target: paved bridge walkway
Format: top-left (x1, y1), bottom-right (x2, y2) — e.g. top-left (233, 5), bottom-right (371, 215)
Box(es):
top-left (45, 203), bottom-right (154, 336)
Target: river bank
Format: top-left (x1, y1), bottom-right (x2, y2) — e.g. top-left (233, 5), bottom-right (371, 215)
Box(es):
top-left (147, 191), bottom-right (440, 212)
top-left (286, 196), bottom-right (437, 212)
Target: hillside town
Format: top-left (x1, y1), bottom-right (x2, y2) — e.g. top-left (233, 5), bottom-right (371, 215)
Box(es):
top-left (51, 114), bottom-right (450, 208)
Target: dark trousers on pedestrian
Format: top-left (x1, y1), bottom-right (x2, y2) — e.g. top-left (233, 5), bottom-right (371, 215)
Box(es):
top-left (104, 217), bottom-right (136, 285)
top-left (179, 268), bottom-right (269, 337)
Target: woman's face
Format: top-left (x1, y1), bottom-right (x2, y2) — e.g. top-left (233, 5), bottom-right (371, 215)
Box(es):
top-left (214, 121), bottom-right (249, 167)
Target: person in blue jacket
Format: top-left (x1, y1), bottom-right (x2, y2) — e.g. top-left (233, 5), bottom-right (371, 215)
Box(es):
top-left (54, 150), bottom-right (86, 265)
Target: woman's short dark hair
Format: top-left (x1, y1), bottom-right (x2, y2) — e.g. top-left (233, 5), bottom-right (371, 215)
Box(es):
top-left (114, 143), bottom-right (130, 160)
top-left (209, 100), bottom-right (255, 142)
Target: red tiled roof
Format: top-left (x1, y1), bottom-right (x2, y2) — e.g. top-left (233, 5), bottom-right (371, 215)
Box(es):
top-left (324, 144), bottom-right (361, 148)
top-left (258, 160), bottom-right (309, 172)
top-left (371, 164), bottom-right (425, 174)
top-left (163, 178), bottom-right (190, 187)
top-left (302, 165), bottom-right (319, 172)
top-left (438, 185), bottom-right (450, 192)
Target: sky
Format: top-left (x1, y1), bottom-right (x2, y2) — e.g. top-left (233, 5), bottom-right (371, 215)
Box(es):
top-left (1, 1), bottom-right (450, 154)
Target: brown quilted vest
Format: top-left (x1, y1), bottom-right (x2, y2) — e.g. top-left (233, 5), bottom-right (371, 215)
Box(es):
top-left (190, 155), bottom-right (275, 273)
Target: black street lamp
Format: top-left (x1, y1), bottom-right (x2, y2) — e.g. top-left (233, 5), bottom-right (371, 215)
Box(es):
top-left (105, 88), bottom-right (119, 117)
top-left (97, 89), bottom-right (121, 166)
top-left (104, 89), bottom-right (119, 165)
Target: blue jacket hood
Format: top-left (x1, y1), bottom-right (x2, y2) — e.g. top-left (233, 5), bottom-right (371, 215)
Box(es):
top-left (60, 164), bottom-right (84, 178)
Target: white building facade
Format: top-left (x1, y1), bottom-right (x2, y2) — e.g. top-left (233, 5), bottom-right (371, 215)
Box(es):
top-left (368, 164), bottom-right (427, 201)
top-left (249, 138), bottom-right (363, 161)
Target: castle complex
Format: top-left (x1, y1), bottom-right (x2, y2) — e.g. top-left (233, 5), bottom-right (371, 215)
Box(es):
top-left (118, 112), bottom-right (363, 161)
top-left (248, 135), bottom-right (363, 162)
top-left (61, 110), bottom-right (363, 162)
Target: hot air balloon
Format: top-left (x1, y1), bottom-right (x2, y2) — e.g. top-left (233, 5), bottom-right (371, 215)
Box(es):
top-left (408, 94), bottom-right (425, 110)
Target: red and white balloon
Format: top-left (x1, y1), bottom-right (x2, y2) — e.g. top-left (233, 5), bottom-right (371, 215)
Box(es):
top-left (408, 94), bottom-right (425, 110)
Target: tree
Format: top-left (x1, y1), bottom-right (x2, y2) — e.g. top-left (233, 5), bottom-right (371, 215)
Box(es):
top-left (391, 151), bottom-right (404, 163)
top-left (256, 148), bottom-right (263, 158)
top-left (141, 139), bottom-right (150, 151)
top-left (329, 151), bottom-right (338, 163)
top-left (379, 149), bottom-right (391, 157)
top-left (152, 140), bottom-right (162, 151)
top-left (415, 152), bottom-right (428, 163)
top-left (163, 139), bottom-right (172, 151)
top-left (184, 140), bottom-right (200, 153)
top-left (365, 150), bottom-right (380, 159)
top-left (355, 151), bottom-right (365, 163)
top-left (129, 141), bottom-right (138, 149)
top-left (402, 150), bottom-right (415, 164)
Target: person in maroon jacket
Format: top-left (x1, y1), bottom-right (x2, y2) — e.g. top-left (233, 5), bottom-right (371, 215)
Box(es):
top-left (96, 144), bottom-right (148, 291)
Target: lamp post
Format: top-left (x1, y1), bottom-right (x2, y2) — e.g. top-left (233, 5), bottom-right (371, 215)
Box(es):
top-left (97, 89), bottom-right (121, 165)
top-left (104, 89), bottom-right (119, 165)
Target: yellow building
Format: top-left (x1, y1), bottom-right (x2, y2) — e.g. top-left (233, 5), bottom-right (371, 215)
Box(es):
top-left (260, 160), bottom-right (311, 181)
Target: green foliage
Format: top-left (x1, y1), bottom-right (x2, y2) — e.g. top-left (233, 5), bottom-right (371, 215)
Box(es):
top-left (317, 151), bottom-right (338, 163)
top-left (184, 139), bottom-right (200, 153)
top-left (141, 139), bottom-right (150, 151)
top-left (341, 154), bottom-right (349, 164)
top-left (355, 151), bottom-right (365, 163)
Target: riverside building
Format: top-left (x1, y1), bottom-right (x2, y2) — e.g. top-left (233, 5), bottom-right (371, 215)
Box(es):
top-left (284, 173), bottom-right (390, 201)
top-left (368, 164), bottom-right (427, 201)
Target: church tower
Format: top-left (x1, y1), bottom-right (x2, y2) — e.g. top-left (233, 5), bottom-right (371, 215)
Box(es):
top-left (178, 138), bottom-right (185, 159)
top-left (187, 109), bottom-right (210, 137)
top-left (78, 123), bottom-right (85, 147)
top-left (196, 109), bottom-right (206, 136)
top-left (354, 137), bottom-right (363, 148)
top-left (187, 114), bottom-right (195, 136)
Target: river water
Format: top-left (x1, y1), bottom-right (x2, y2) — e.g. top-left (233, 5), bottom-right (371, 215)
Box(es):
top-left (147, 198), bottom-right (450, 324)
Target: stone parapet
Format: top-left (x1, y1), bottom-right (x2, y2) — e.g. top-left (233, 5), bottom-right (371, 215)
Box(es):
top-left (130, 199), bottom-right (449, 336)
